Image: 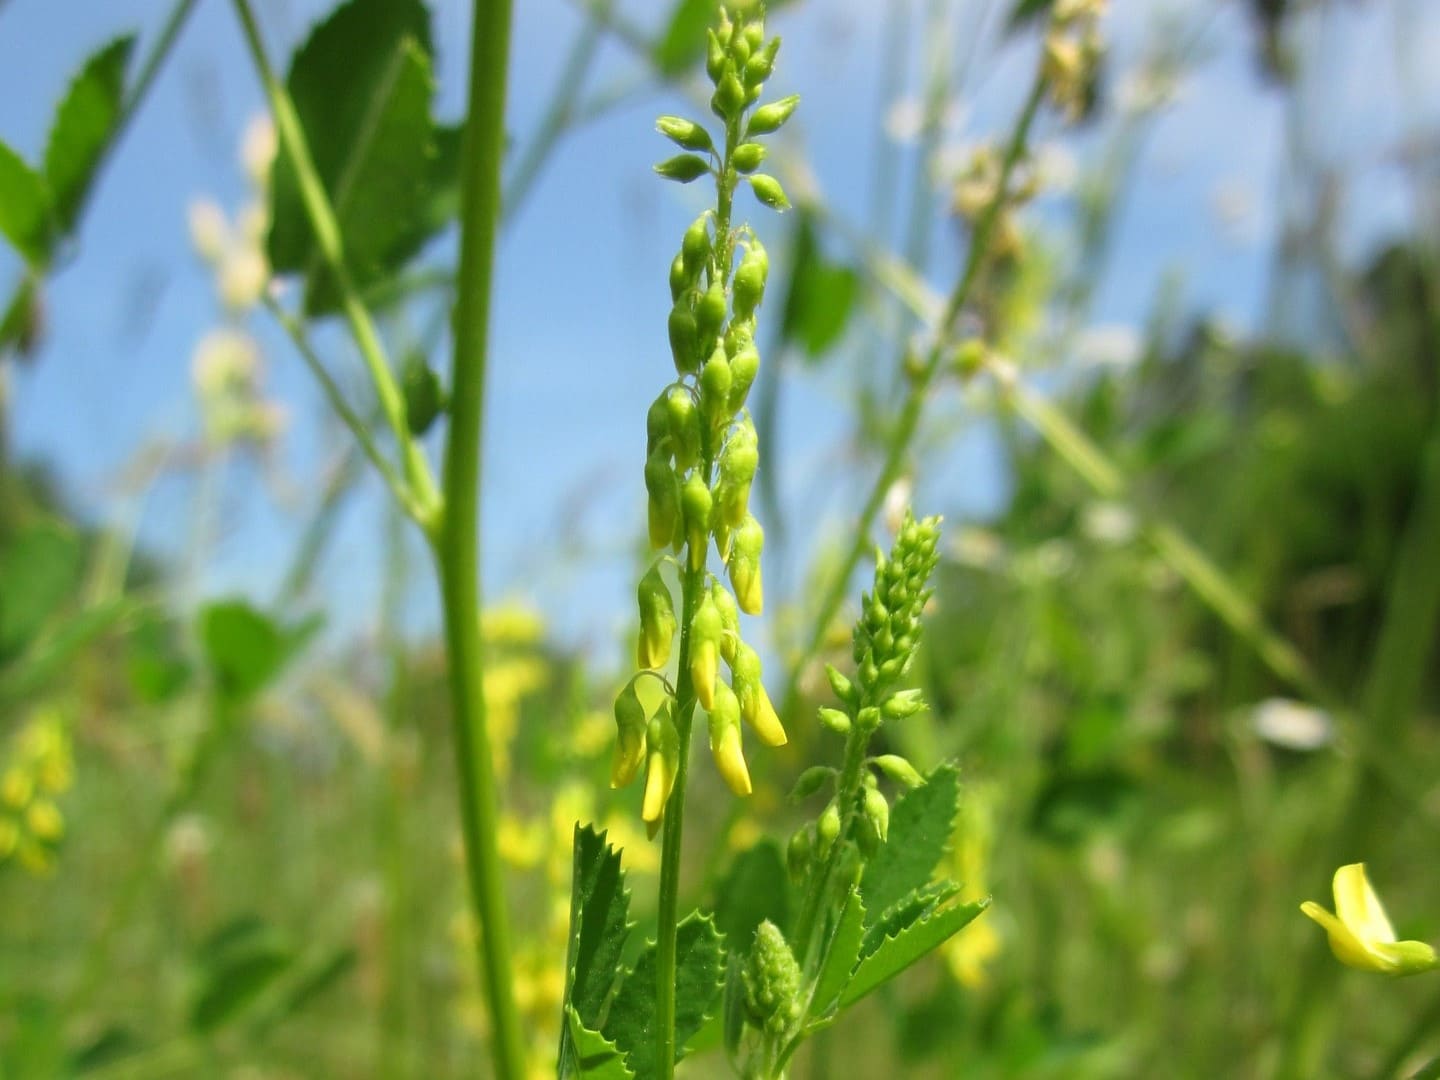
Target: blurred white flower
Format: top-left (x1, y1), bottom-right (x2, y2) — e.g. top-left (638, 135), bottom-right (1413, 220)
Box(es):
top-left (1033, 141), bottom-right (1079, 196)
top-left (187, 198), bottom-right (229, 264)
top-left (1251, 697), bottom-right (1335, 751)
top-left (241, 113), bottom-right (278, 188)
top-left (885, 97), bottom-right (924, 143)
top-left (218, 247), bottom-right (270, 312)
top-left (1076, 323), bottom-right (1142, 370)
top-left (1082, 500), bottom-right (1137, 545)
top-left (883, 476), bottom-right (913, 534)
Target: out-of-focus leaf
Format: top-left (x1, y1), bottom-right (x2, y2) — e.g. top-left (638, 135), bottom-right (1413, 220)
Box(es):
top-left (421, 122), bottom-right (463, 237)
top-left (0, 143), bottom-right (52, 266)
top-left (0, 275), bottom-right (44, 357)
top-left (198, 600), bottom-right (314, 703)
top-left (44, 36), bottom-right (135, 233)
top-left (0, 521), bottom-right (83, 663)
top-left (839, 898), bottom-right (989, 1008)
top-left (779, 213), bottom-right (858, 359)
top-left (654, 0), bottom-right (716, 77)
top-left (566, 1008), bottom-right (636, 1080)
top-left (559, 825), bottom-right (632, 1078)
top-left (189, 916), bottom-right (294, 1034)
top-left (251, 946), bottom-right (357, 1034)
top-left (402, 351), bottom-right (445, 436)
top-left (267, 0), bottom-right (439, 315)
top-left (70, 1026), bottom-right (140, 1073)
top-left (1029, 768), bottom-right (1142, 846)
top-left (604, 912), bottom-right (724, 1080)
top-left (859, 763), bottom-right (960, 922)
top-left (0, 599), bottom-right (137, 706)
top-left (125, 611), bottom-right (192, 705)
top-left (712, 839), bottom-right (789, 959)
top-left (1006, 0), bottom-right (1054, 30)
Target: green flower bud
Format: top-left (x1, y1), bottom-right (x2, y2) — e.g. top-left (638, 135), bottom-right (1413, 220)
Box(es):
top-left (817, 800), bottom-right (841, 856)
top-left (712, 69), bottom-right (746, 119)
top-left (682, 213), bottom-right (711, 273)
top-left (817, 707), bottom-right (851, 734)
top-left (708, 682), bottom-right (751, 796)
top-left (642, 705), bottom-right (680, 836)
top-left (690, 592), bottom-right (724, 710)
top-left (669, 302), bottom-right (699, 375)
top-left (748, 173), bottom-right (791, 211)
top-left (700, 347), bottom-right (733, 427)
top-left (665, 387), bottom-right (702, 471)
top-left (746, 94), bottom-right (800, 136)
top-left (644, 451), bottom-right (682, 549)
top-left (863, 786), bottom-right (890, 843)
top-left (728, 514), bottom-right (764, 615)
top-left (611, 681), bottom-right (649, 788)
top-left (728, 344), bottom-right (760, 412)
top-left (856, 705), bottom-right (881, 732)
top-left (880, 688), bottom-right (926, 720)
top-left (647, 392), bottom-right (671, 456)
top-left (682, 471), bottom-right (714, 570)
top-left (718, 423), bottom-right (758, 527)
top-left (729, 27), bottom-right (752, 67)
top-left (402, 353), bottom-right (446, 436)
top-left (787, 824), bottom-right (814, 881)
top-left (705, 29), bottom-right (727, 82)
top-left (743, 21), bottom-right (765, 51)
top-left (696, 281), bottom-right (728, 343)
top-left (825, 664), bottom-right (858, 709)
top-left (788, 765), bottom-right (834, 804)
top-left (724, 316), bottom-right (755, 355)
top-left (712, 583), bottom-right (740, 663)
top-left (730, 641), bottom-right (787, 746)
top-left (656, 115), bottom-right (713, 153)
top-left (637, 564), bottom-right (677, 669)
top-left (743, 921), bottom-right (802, 1037)
top-left (669, 252), bottom-right (690, 302)
top-left (871, 754), bottom-right (924, 789)
top-left (732, 141), bottom-right (768, 174)
top-left (732, 242), bottom-right (769, 316)
top-left (655, 153), bottom-right (712, 183)
top-left (744, 38), bottom-right (780, 86)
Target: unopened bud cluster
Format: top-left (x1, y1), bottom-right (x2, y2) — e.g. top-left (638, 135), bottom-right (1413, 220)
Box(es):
top-left (1044, 0), bottom-right (1106, 122)
top-left (614, 2), bottom-right (796, 836)
top-left (0, 710), bottom-right (73, 875)
top-left (788, 513), bottom-right (942, 873)
top-left (743, 920), bottom-right (803, 1037)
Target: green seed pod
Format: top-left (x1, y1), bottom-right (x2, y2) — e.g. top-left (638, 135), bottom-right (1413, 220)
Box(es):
top-left (696, 281), bottom-right (728, 343)
top-left (708, 682), bottom-right (751, 796)
top-left (816, 801), bottom-right (841, 856)
top-left (700, 351), bottom-right (733, 432)
top-left (718, 423), bottom-right (758, 526)
top-left (732, 141), bottom-right (767, 174)
top-left (880, 688), bottom-right (926, 720)
top-left (669, 252), bottom-right (690, 302)
top-left (655, 153), bottom-right (711, 183)
top-left (682, 213), bottom-right (711, 273)
top-left (712, 69), bottom-right (746, 119)
top-left (611, 681), bottom-right (649, 788)
top-left (681, 470), bottom-right (713, 570)
top-left (743, 921), bottom-right (803, 1037)
top-left (712, 582), bottom-right (740, 663)
top-left (705, 29), bottom-right (727, 82)
top-left (872, 754), bottom-right (924, 790)
top-left (787, 824), bottom-right (814, 881)
top-left (728, 343), bottom-right (760, 412)
top-left (646, 392), bottom-right (671, 455)
top-left (744, 38), bottom-right (780, 86)
top-left (746, 94), bottom-right (800, 136)
top-left (748, 173), bottom-right (791, 212)
top-left (825, 664), bottom-right (858, 709)
top-left (402, 353), bottom-right (446, 436)
top-left (732, 243), bottom-right (769, 316)
top-left (656, 115), bottom-right (713, 153)
top-left (642, 704), bottom-right (680, 836)
top-left (637, 563), bottom-right (677, 669)
top-left (863, 786), bottom-right (890, 844)
top-left (690, 592), bottom-right (724, 711)
top-left (728, 514), bottom-right (764, 615)
top-left (644, 451), bottom-right (682, 549)
top-left (788, 765), bottom-right (834, 804)
top-left (817, 707), bottom-right (851, 734)
top-left (665, 387), bottom-right (702, 471)
top-left (668, 302), bottom-right (699, 375)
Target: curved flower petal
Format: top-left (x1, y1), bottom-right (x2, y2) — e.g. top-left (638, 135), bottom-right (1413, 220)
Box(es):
top-left (1301, 900), bottom-right (1378, 971)
top-left (1333, 863), bottom-right (1396, 945)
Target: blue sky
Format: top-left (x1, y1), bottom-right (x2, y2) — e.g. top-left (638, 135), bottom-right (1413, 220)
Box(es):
top-left (0, 0), bottom-right (1432, 663)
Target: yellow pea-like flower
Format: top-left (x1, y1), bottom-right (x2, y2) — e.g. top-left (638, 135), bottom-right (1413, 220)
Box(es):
top-left (1300, 863), bottom-right (1439, 976)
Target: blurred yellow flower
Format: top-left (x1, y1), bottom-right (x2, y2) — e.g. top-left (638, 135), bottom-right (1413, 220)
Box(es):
top-left (1301, 863), bottom-right (1438, 976)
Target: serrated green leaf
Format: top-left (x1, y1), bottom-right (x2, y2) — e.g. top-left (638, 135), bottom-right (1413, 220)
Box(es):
top-left (0, 143), bottom-right (52, 266)
top-left (198, 600), bottom-right (313, 703)
top-left (0, 521), bottom-right (82, 663)
top-left (722, 952), bottom-right (745, 1058)
top-left (713, 840), bottom-right (789, 959)
top-left (839, 898), bottom-right (990, 1008)
top-left (267, 0), bottom-right (439, 315)
top-left (560, 825), bottom-right (632, 1052)
top-left (44, 36), bottom-right (134, 234)
top-left (860, 879), bottom-right (961, 961)
top-left (860, 763), bottom-right (961, 922)
top-left (604, 911), bottom-right (725, 1080)
top-left (565, 1008), bottom-right (636, 1080)
top-left (779, 213), bottom-right (858, 359)
top-left (810, 886), bottom-right (865, 1017)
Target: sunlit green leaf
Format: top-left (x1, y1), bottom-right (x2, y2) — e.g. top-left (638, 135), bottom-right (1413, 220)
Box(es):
top-left (859, 763), bottom-right (960, 922)
top-left (559, 824), bottom-right (632, 1078)
top-left (0, 521), bottom-right (82, 663)
top-left (0, 143), bottom-right (52, 267)
top-left (566, 1008), bottom-right (635, 1080)
top-left (839, 898), bottom-right (989, 1008)
top-left (44, 36), bottom-right (135, 233)
top-left (779, 213), bottom-right (858, 359)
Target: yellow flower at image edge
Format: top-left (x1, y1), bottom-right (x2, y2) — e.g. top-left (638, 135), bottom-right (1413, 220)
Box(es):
top-left (1300, 863), bottom-right (1439, 976)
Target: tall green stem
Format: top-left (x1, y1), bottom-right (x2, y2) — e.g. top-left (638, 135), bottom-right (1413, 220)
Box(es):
top-left (434, 1), bottom-right (524, 1077)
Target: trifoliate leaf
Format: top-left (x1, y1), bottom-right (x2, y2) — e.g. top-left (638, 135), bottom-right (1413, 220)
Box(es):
top-left (43, 36), bottom-right (134, 234)
top-left (859, 763), bottom-right (960, 922)
top-left (839, 897), bottom-right (990, 1008)
top-left (560, 826), bottom-right (632, 1038)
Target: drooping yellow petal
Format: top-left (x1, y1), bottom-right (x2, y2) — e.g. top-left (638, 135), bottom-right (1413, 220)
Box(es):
top-left (1301, 900), bottom-right (1376, 971)
top-left (1333, 863), bottom-right (1396, 945)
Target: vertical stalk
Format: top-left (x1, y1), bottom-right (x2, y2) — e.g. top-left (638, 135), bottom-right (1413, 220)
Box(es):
top-left (435, 1), bottom-right (524, 1078)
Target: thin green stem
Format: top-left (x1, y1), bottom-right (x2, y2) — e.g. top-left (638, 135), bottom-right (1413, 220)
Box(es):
top-left (782, 75), bottom-right (1046, 719)
top-left (433, 0), bottom-right (524, 1077)
top-left (229, 0), bottom-right (440, 532)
